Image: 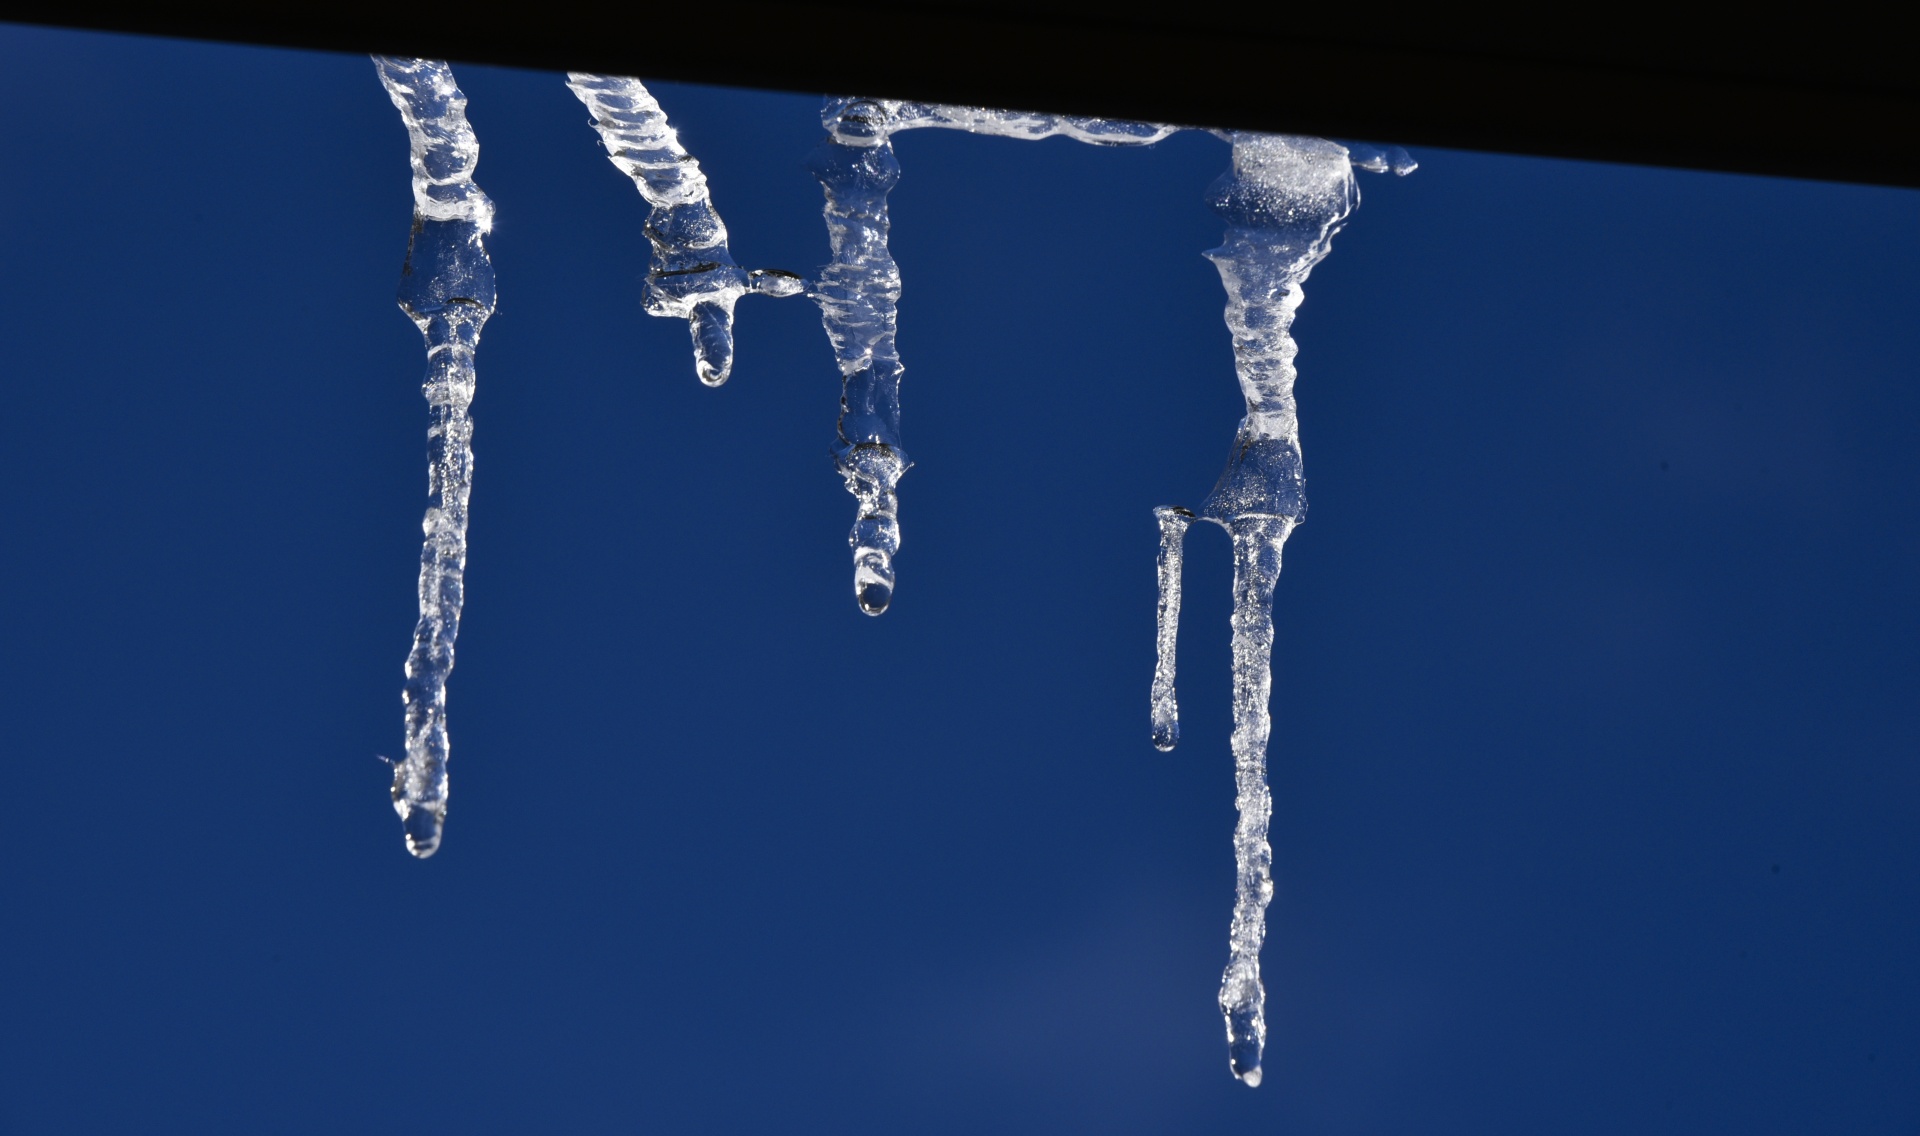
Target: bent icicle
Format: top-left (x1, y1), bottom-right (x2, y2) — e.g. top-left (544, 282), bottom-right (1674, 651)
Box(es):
top-left (565, 73), bottom-right (804, 387)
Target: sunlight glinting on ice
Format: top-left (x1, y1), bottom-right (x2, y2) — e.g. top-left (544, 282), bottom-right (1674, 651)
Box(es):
top-left (373, 56), bottom-right (497, 859)
top-left (371, 65), bottom-right (1415, 1080)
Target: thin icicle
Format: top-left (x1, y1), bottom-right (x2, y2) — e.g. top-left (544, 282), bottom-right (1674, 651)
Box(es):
top-left (811, 97), bottom-right (1174, 614)
top-left (1151, 506), bottom-right (1193, 751)
top-left (1195, 133), bottom-right (1360, 1084)
top-left (374, 57), bottom-right (497, 859)
top-left (1219, 513), bottom-right (1291, 1086)
top-left (566, 73), bottom-right (804, 386)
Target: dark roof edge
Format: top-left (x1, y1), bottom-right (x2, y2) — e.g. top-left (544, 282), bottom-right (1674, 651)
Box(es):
top-left (4, 4), bottom-right (1916, 188)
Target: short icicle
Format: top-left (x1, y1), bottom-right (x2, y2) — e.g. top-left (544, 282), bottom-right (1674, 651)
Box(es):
top-left (1151, 506), bottom-right (1194, 751)
top-left (373, 57), bottom-right (498, 859)
top-left (809, 99), bottom-right (911, 615)
top-left (1197, 132), bottom-right (1360, 1084)
top-left (809, 97), bottom-right (1174, 615)
top-left (566, 73), bottom-right (803, 386)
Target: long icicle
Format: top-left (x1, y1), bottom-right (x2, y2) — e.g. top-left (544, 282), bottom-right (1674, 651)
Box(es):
top-left (1151, 506), bottom-right (1194, 751)
top-left (1219, 513), bottom-right (1291, 1085)
top-left (1198, 133), bottom-right (1360, 1084)
top-left (565, 73), bottom-right (803, 386)
top-left (810, 98), bottom-right (1174, 615)
top-left (374, 57), bottom-right (497, 859)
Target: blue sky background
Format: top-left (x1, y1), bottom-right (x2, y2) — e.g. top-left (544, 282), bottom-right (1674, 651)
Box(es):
top-left (1, 23), bottom-right (1918, 1135)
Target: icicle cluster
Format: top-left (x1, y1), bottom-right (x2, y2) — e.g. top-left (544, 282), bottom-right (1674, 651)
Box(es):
top-left (373, 57), bottom-right (496, 859)
top-left (565, 73), bottom-right (803, 386)
top-left (809, 98), bottom-right (1174, 614)
top-left (363, 64), bottom-right (1416, 1082)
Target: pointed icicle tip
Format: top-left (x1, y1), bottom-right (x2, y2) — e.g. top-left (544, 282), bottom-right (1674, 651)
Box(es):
top-left (1236, 1066), bottom-right (1263, 1088)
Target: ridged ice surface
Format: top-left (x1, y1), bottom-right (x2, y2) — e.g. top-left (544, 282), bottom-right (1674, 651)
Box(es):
top-left (566, 73), bottom-right (804, 386)
top-left (811, 97), bottom-right (1173, 614)
top-left (1151, 133), bottom-right (1383, 1084)
top-left (374, 57), bottom-right (497, 859)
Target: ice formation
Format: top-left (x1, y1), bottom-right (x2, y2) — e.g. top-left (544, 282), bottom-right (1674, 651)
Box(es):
top-left (1150, 506), bottom-right (1195, 751)
top-left (565, 73), bottom-right (804, 386)
top-left (804, 108), bottom-right (1406, 1082)
top-left (809, 98), bottom-right (1177, 615)
top-left (1151, 132), bottom-right (1411, 1085)
top-left (374, 57), bottom-right (496, 859)
top-left (367, 65), bottom-right (1415, 1080)
top-left (563, 87), bottom-right (1175, 615)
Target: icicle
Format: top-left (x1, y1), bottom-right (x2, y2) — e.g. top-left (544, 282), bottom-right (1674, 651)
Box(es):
top-left (1188, 132), bottom-right (1359, 1084)
top-left (373, 57), bottom-right (497, 859)
top-left (1218, 512), bottom-right (1291, 1087)
top-left (808, 100), bottom-right (908, 615)
top-left (566, 73), bottom-right (803, 386)
top-left (810, 98), bottom-right (1174, 615)
top-left (1151, 506), bottom-right (1193, 751)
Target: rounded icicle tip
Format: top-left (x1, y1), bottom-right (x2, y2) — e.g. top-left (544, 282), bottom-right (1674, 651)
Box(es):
top-left (690, 303), bottom-right (735, 388)
top-left (1228, 1027), bottom-right (1264, 1087)
top-left (856, 579), bottom-right (892, 616)
top-left (399, 807), bottom-right (444, 859)
top-left (1151, 719), bottom-right (1180, 752)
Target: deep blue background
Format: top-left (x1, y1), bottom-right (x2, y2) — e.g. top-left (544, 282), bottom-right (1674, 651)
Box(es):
top-left (1, 23), bottom-right (1917, 1134)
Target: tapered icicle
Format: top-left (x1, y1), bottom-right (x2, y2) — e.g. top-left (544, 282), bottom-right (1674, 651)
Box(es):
top-left (1195, 133), bottom-right (1360, 1084)
top-left (809, 99), bottom-right (910, 616)
top-left (810, 97), bottom-right (1174, 614)
top-left (1219, 514), bottom-right (1292, 1087)
top-left (374, 57), bottom-right (497, 859)
top-left (1151, 506), bottom-right (1194, 751)
top-left (566, 73), bottom-right (803, 386)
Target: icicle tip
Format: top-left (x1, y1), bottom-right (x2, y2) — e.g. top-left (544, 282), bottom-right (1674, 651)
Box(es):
top-left (395, 802), bottom-right (445, 859)
top-left (689, 303), bottom-right (735, 387)
top-left (855, 573), bottom-right (893, 616)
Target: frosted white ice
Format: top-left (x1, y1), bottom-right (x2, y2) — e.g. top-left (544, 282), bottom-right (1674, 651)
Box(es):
top-left (374, 57), bottom-right (497, 859)
top-left (811, 97), bottom-right (1174, 614)
top-left (567, 73), bottom-right (804, 386)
